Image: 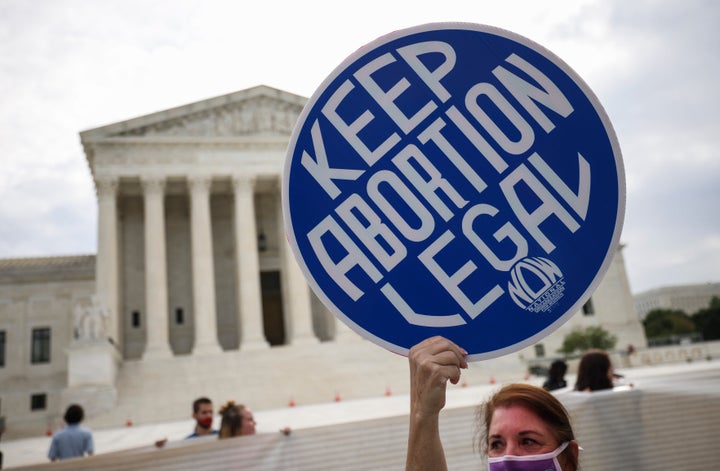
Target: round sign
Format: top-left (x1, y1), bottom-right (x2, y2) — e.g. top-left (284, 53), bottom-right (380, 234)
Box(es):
top-left (282, 23), bottom-right (624, 360)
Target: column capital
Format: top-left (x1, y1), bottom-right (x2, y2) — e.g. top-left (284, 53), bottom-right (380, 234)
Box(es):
top-left (187, 175), bottom-right (213, 192)
top-left (231, 174), bottom-right (257, 190)
top-left (140, 176), bottom-right (166, 195)
top-left (95, 176), bottom-right (119, 196)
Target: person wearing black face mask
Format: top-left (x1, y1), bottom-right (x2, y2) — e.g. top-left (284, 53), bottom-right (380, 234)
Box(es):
top-left (186, 397), bottom-right (219, 438)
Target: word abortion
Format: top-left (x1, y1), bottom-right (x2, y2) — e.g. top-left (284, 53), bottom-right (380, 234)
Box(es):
top-left (300, 41), bottom-right (592, 322)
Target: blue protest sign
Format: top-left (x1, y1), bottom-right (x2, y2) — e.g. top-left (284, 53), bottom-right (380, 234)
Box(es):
top-left (283, 23), bottom-right (624, 360)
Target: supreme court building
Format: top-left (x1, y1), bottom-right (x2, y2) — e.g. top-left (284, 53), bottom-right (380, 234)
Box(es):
top-left (0, 86), bottom-right (647, 439)
top-left (85, 86), bottom-right (329, 359)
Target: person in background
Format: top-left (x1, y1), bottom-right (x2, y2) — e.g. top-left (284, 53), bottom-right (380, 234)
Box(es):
top-left (543, 359), bottom-right (568, 391)
top-left (48, 404), bottom-right (94, 461)
top-left (186, 397), bottom-right (218, 438)
top-left (574, 349), bottom-right (614, 392)
top-left (218, 400), bottom-right (291, 438)
top-left (218, 401), bottom-right (257, 438)
top-left (406, 336), bottom-right (579, 471)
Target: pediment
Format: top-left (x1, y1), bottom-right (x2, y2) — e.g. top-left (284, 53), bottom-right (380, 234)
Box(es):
top-left (81, 85), bottom-right (307, 142)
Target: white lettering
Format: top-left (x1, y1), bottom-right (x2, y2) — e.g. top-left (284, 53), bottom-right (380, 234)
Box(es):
top-left (322, 79), bottom-right (400, 166)
top-left (307, 215), bottom-right (383, 301)
top-left (510, 258), bottom-right (562, 298)
top-left (465, 82), bottom-right (535, 155)
top-left (462, 204), bottom-right (528, 271)
top-left (301, 119), bottom-right (365, 199)
top-left (380, 283), bottom-right (466, 327)
top-left (396, 41), bottom-right (455, 103)
top-left (529, 152), bottom-right (591, 220)
top-left (418, 230), bottom-right (504, 319)
top-left (355, 53), bottom-right (437, 134)
top-left (366, 170), bottom-right (435, 242)
top-left (493, 53), bottom-right (574, 133)
top-left (392, 144), bottom-right (468, 222)
top-left (418, 116), bottom-right (490, 194)
top-left (444, 106), bottom-right (509, 174)
top-left (335, 193), bottom-right (407, 271)
top-left (500, 163), bottom-right (580, 253)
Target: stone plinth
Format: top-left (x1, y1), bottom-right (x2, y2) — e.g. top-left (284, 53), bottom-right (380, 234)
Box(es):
top-left (63, 341), bottom-right (121, 417)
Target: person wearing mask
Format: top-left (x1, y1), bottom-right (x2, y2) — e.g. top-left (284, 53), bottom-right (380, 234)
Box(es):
top-left (406, 336), bottom-right (579, 471)
top-left (48, 404), bottom-right (94, 461)
top-left (186, 397), bottom-right (218, 438)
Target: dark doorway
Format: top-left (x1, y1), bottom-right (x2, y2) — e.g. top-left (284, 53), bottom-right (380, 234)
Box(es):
top-left (261, 271), bottom-right (286, 346)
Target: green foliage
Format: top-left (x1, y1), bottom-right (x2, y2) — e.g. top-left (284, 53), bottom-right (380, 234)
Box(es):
top-left (558, 326), bottom-right (617, 356)
top-left (643, 309), bottom-right (696, 339)
top-left (692, 296), bottom-right (720, 341)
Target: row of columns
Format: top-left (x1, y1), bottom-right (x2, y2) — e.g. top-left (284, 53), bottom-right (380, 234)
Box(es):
top-left (95, 175), bottom-right (321, 360)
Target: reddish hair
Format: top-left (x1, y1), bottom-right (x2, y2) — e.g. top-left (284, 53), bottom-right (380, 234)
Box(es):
top-left (478, 383), bottom-right (578, 471)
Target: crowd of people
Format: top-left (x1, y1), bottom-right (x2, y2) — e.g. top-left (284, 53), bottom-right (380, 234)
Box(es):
top-left (46, 396), bottom-right (290, 462)
top-left (47, 341), bottom-right (619, 468)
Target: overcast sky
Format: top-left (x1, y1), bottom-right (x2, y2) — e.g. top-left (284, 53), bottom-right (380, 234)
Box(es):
top-left (0, 0), bottom-right (718, 294)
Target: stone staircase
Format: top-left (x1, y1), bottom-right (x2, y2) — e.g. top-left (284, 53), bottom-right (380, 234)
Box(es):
top-left (85, 337), bottom-right (528, 430)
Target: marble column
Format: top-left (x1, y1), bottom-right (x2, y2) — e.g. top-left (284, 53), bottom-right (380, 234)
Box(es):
top-left (232, 175), bottom-right (269, 350)
top-left (141, 177), bottom-right (172, 359)
top-left (188, 176), bottom-right (222, 355)
top-left (277, 189), bottom-right (318, 345)
top-left (95, 177), bottom-right (120, 346)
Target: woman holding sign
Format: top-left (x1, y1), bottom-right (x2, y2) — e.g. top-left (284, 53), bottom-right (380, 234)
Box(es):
top-left (406, 336), bottom-right (580, 471)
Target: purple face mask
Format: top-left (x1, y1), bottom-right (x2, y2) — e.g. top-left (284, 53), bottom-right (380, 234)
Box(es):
top-left (488, 441), bottom-right (569, 471)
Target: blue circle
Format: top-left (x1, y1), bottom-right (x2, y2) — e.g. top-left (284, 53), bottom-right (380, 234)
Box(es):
top-left (283, 23), bottom-right (624, 360)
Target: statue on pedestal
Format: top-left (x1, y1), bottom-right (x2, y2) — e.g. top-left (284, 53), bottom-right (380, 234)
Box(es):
top-left (73, 296), bottom-right (110, 342)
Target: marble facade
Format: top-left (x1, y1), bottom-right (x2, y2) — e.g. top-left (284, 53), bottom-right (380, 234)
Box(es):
top-left (81, 86), bottom-right (331, 361)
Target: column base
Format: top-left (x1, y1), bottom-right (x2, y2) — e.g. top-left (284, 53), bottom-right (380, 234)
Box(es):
top-left (192, 342), bottom-right (223, 356)
top-left (240, 339), bottom-right (271, 351)
top-left (141, 345), bottom-right (174, 361)
top-left (290, 335), bottom-right (320, 346)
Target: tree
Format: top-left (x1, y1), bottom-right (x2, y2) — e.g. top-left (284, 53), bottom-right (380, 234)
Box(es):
top-left (558, 326), bottom-right (617, 356)
top-left (643, 308), bottom-right (695, 339)
top-left (692, 296), bottom-right (720, 341)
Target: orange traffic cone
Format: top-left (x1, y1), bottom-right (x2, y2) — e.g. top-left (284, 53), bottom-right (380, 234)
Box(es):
top-left (334, 391), bottom-right (341, 402)
top-left (385, 386), bottom-right (392, 397)
top-left (288, 398), bottom-right (296, 407)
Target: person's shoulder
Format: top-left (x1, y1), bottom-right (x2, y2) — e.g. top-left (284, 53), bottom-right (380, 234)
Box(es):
top-left (186, 430), bottom-right (218, 439)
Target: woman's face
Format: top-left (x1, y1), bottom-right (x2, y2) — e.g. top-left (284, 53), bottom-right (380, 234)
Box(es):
top-left (240, 408), bottom-right (256, 436)
top-left (488, 405), bottom-right (559, 458)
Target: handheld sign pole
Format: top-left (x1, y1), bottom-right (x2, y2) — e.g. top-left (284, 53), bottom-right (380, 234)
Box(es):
top-left (283, 23), bottom-right (625, 360)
